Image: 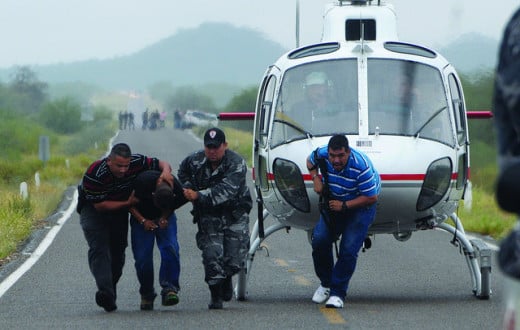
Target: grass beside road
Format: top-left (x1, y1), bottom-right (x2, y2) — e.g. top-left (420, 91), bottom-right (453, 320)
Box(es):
top-left (0, 146), bottom-right (110, 262)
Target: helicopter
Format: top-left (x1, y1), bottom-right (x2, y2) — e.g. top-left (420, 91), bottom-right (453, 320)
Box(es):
top-left (219, 0), bottom-right (494, 301)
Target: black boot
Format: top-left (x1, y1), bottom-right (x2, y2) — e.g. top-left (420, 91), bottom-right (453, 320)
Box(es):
top-left (208, 284), bottom-right (223, 309)
top-left (222, 276), bottom-right (233, 302)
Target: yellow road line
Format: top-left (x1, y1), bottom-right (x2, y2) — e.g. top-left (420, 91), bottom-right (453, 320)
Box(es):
top-left (294, 275), bottom-right (311, 286)
top-left (273, 258), bottom-right (346, 325)
top-left (274, 258), bottom-right (289, 267)
top-left (319, 306), bottom-right (347, 324)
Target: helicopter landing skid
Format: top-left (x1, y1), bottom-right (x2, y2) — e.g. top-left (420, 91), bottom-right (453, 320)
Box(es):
top-left (235, 210), bottom-right (289, 301)
top-left (235, 211), bottom-right (492, 301)
top-left (435, 212), bottom-right (492, 299)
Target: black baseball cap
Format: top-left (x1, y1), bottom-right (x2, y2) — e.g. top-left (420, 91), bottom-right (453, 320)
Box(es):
top-left (204, 127), bottom-right (226, 147)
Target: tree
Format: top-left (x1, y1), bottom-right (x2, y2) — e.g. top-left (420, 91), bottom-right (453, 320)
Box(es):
top-left (221, 86), bottom-right (257, 132)
top-left (39, 98), bottom-right (82, 134)
top-left (460, 71), bottom-right (496, 148)
top-left (165, 86), bottom-right (216, 112)
top-left (148, 81), bottom-right (174, 104)
top-left (8, 66), bottom-right (48, 114)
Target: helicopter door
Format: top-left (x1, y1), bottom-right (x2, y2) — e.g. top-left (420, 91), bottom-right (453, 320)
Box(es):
top-left (254, 72), bottom-right (277, 191)
top-left (446, 70), bottom-right (470, 195)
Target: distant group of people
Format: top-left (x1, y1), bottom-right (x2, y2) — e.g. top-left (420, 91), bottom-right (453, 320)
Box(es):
top-left (118, 111), bottom-right (135, 130)
top-left (77, 127), bottom-right (253, 312)
top-left (141, 108), bottom-right (166, 130)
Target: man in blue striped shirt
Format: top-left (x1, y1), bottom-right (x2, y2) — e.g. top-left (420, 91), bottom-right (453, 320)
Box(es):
top-left (306, 134), bottom-right (380, 308)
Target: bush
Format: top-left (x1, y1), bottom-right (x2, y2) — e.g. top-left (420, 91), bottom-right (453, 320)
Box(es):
top-left (62, 119), bottom-right (114, 155)
top-left (0, 110), bottom-right (52, 158)
top-left (40, 98), bottom-right (82, 134)
top-left (0, 156), bottom-right (43, 184)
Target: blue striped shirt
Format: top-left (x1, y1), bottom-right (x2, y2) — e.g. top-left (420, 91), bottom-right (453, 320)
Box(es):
top-left (309, 146), bottom-right (381, 201)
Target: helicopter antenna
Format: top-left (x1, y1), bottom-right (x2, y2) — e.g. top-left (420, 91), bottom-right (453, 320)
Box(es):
top-left (295, 0), bottom-right (300, 48)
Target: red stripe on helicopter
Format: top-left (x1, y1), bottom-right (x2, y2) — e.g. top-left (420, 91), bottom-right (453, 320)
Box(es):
top-left (300, 173), bottom-right (430, 181)
top-left (253, 170), bottom-right (462, 181)
top-left (262, 173), bottom-right (458, 181)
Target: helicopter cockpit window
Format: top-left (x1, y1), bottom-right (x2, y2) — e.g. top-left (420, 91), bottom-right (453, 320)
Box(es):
top-left (270, 59), bottom-right (359, 147)
top-left (367, 59), bottom-right (454, 147)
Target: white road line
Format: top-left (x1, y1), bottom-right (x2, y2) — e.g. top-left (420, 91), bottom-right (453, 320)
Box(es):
top-left (0, 190), bottom-right (78, 299)
top-left (0, 137), bottom-right (117, 299)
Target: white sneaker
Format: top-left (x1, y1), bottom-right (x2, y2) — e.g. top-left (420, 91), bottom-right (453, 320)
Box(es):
top-left (325, 295), bottom-right (344, 308)
top-left (312, 285), bottom-right (330, 303)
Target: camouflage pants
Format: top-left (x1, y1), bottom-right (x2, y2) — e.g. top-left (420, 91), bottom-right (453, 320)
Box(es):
top-left (195, 210), bottom-right (249, 286)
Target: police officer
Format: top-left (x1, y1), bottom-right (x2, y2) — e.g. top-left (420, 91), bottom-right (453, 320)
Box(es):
top-left (178, 127), bottom-right (252, 309)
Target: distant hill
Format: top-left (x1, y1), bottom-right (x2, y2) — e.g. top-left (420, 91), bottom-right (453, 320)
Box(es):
top-left (438, 32), bottom-right (499, 74)
top-left (0, 23), bottom-right (288, 91)
top-left (0, 26), bottom-right (498, 92)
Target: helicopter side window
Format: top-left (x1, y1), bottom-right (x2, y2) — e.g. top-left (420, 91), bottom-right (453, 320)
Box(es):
top-left (255, 74), bottom-right (277, 191)
top-left (448, 74), bottom-right (467, 146)
top-left (367, 59), bottom-right (454, 147)
top-left (256, 75), bottom-right (277, 148)
top-left (271, 60), bottom-right (358, 147)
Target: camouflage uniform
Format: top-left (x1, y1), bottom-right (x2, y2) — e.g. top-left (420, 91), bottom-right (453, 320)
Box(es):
top-left (178, 149), bottom-right (252, 286)
top-left (494, 7), bottom-right (520, 171)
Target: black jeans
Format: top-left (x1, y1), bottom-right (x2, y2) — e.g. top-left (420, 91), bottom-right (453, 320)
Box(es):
top-left (80, 204), bottom-right (128, 301)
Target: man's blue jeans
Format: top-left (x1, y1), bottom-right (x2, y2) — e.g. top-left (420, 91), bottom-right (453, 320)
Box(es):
top-left (311, 205), bottom-right (376, 300)
top-left (130, 213), bottom-right (180, 300)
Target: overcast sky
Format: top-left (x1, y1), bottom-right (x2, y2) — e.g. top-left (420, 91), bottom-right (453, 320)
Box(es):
top-left (0, 0), bottom-right (518, 69)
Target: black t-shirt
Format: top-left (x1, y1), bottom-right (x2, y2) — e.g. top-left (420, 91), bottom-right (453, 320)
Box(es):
top-left (133, 170), bottom-right (188, 219)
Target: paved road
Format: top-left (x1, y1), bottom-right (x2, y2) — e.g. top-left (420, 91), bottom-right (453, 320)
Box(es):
top-left (0, 128), bottom-right (509, 329)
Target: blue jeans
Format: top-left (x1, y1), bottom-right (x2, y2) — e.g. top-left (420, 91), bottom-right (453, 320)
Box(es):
top-left (311, 205), bottom-right (376, 300)
top-left (130, 213), bottom-right (180, 300)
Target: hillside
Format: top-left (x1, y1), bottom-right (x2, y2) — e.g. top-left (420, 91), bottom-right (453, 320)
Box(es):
top-left (439, 32), bottom-right (499, 74)
top-left (0, 26), bottom-right (498, 91)
top-left (0, 23), bottom-right (288, 91)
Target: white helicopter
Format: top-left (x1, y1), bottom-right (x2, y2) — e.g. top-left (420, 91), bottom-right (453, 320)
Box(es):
top-left (220, 0), bottom-right (493, 301)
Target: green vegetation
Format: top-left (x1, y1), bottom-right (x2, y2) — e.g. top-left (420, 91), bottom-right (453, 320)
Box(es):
top-left (0, 67), bottom-right (115, 262)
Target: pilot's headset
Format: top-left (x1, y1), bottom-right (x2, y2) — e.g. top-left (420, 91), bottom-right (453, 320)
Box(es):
top-left (303, 71), bottom-right (333, 89)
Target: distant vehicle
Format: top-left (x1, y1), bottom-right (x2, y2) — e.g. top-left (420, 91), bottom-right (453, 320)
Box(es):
top-left (181, 110), bottom-right (218, 129)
